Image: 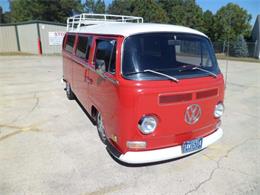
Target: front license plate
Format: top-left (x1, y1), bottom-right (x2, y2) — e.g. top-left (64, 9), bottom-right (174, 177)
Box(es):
top-left (182, 138), bottom-right (203, 154)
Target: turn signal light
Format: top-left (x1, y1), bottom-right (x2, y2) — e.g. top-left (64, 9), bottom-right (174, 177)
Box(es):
top-left (127, 141), bottom-right (147, 149)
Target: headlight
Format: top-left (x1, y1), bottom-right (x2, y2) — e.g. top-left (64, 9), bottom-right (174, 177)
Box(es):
top-left (138, 115), bottom-right (158, 134)
top-left (214, 103), bottom-right (224, 118)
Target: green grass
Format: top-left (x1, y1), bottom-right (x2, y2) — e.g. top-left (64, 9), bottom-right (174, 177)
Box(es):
top-left (0, 52), bottom-right (62, 56)
top-left (1, 51), bottom-right (259, 63)
top-left (0, 52), bottom-right (35, 56)
top-left (216, 53), bottom-right (260, 63)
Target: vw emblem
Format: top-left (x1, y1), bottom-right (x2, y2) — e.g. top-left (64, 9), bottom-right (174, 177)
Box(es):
top-left (185, 104), bottom-right (201, 125)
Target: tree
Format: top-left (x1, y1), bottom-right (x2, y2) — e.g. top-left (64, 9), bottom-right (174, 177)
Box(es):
top-left (214, 3), bottom-right (252, 42)
top-left (10, 0), bottom-right (84, 23)
top-left (84, 0), bottom-right (105, 13)
top-left (158, 0), bottom-right (182, 16)
top-left (84, 0), bottom-right (95, 13)
top-left (158, 0), bottom-right (205, 32)
top-left (95, 0), bottom-right (105, 13)
top-left (132, 0), bottom-right (169, 23)
top-left (107, 0), bottom-right (135, 15)
top-left (0, 6), bottom-right (3, 23)
top-left (203, 10), bottom-right (215, 40)
top-left (3, 11), bottom-right (11, 23)
top-left (108, 0), bottom-right (168, 23)
top-left (230, 35), bottom-right (249, 57)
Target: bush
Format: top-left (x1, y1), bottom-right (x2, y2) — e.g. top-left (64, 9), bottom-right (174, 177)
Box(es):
top-left (230, 35), bottom-right (249, 57)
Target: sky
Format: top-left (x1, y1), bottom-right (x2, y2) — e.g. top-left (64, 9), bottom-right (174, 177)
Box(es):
top-left (0, 0), bottom-right (259, 24)
top-left (197, 0), bottom-right (260, 24)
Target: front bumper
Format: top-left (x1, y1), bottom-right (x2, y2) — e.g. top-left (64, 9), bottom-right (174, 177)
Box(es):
top-left (108, 128), bottom-right (223, 164)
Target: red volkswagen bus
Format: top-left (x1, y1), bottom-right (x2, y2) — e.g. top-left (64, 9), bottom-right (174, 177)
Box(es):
top-left (62, 14), bottom-right (224, 164)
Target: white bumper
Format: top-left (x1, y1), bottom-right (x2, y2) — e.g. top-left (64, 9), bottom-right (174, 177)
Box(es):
top-left (119, 128), bottom-right (223, 164)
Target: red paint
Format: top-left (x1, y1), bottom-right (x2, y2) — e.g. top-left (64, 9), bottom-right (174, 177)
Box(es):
top-left (37, 38), bottom-right (42, 55)
top-left (62, 32), bottom-right (225, 155)
top-left (159, 93), bottom-right (193, 104)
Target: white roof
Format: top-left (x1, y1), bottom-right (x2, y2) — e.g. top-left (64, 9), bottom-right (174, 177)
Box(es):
top-left (70, 23), bottom-right (207, 38)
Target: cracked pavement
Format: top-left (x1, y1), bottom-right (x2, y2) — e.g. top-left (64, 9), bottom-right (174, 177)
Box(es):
top-left (0, 56), bottom-right (259, 195)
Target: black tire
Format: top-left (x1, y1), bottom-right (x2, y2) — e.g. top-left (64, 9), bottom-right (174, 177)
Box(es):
top-left (96, 112), bottom-right (107, 144)
top-left (65, 82), bottom-right (75, 100)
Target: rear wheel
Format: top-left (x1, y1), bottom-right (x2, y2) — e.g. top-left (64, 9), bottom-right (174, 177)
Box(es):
top-left (97, 112), bottom-right (107, 144)
top-left (65, 82), bottom-right (75, 100)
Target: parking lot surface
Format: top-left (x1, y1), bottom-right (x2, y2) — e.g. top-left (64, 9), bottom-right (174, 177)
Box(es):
top-left (0, 56), bottom-right (259, 195)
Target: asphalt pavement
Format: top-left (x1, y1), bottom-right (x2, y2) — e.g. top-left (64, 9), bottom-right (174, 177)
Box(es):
top-left (0, 56), bottom-right (259, 195)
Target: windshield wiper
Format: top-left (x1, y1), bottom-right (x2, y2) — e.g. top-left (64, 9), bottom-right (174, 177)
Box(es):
top-left (124, 69), bottom-right (179, 83)
top-left (179, 65), bottom-right (217, 78)
top-left (124, 71), bottom-right (145, 76)
top-left (144, 69), bottom-right (179, 82)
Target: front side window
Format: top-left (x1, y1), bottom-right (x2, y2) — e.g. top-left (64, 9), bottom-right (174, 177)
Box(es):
top-left (76, 35), bottom-right (92, 60)
top-left (95, 39), bottom-right (117, 74)
top-left (123, 33), bottom-right (219, 80)
top-left (65, 34), bottom-right (75, 53)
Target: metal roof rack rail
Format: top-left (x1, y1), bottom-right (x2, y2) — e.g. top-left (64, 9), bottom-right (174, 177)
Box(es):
top-left (67, 13), bottom-right (144, 31)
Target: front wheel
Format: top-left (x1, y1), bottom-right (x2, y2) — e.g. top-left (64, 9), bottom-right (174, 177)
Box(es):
top-left (96, 112), bottom-right (107, 144)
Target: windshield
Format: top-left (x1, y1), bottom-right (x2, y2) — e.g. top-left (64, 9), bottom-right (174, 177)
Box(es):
top-left (122, 33), bottom-right (220, 80)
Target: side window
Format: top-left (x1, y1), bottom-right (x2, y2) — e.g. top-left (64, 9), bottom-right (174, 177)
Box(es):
top-left (76, 36), bottom-right (92, 60)
top-left (95, 39), bottom-right (117, 74)
top-left (65, 34), bottom-right (75, 53)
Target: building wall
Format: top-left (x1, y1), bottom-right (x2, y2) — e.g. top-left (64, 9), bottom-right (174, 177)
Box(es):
top-left (252, 15), bottom-right (260, 59)
top-left (17, 24), bottom-right (39, 54)
top-left (0, 26), bottom-right (18, 52)
top-left (39, 23), bottom-right (66, 54)
top-left (0, 21), bottom-right (66, 55)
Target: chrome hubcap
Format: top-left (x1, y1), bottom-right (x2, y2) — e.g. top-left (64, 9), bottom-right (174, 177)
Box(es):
top-left (97, 113), bottom-right (106, 140)
top-left (66, 83), bottom-right (70, 94)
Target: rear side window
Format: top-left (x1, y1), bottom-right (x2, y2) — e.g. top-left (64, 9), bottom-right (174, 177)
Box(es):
top-left (95, 39), bottom-right (117, 74)
top-left (65, 34), bottom-right (75, 53)
top-left (76, 36), bottom-right (92, 60)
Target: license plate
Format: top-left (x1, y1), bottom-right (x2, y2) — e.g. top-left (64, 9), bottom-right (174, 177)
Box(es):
top-left (182, 138), bottom-right (203, 154)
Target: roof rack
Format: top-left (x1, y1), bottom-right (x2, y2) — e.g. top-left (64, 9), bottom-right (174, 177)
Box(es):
top-left (67, 13), bottom-right (144, 31)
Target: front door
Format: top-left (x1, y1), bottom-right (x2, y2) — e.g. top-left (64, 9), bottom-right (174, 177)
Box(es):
top-left (88, 37), bottom-right (119, 138)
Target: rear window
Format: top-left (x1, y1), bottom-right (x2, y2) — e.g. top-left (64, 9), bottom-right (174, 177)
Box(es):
top-left (65, 34), bottom-right (75, 53)
top-left (76, 36), bottom-right (92, 60)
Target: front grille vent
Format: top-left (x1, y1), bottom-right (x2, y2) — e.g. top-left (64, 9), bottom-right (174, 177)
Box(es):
top-left (159, 88), bottom-right (218, 104)
top-left (159, 93), bottom-right (192, 104)
top-left (196, 89), bottom-right (218, 99)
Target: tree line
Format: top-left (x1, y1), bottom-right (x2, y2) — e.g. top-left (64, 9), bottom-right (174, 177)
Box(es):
top-left (0, 0), bottom-right (252, 43)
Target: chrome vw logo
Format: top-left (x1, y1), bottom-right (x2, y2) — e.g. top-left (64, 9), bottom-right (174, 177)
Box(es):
top-left (185, 104), bottom-right (201, 125)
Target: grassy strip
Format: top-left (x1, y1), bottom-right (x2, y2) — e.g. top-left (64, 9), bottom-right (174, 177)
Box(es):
top-left (1, 52), bottom-right (259, 63)
top-left (0, 52), bottom-right (61, 56)
top-left (0, 52), bottom-right (35, 56)
top-left (216, 53), bottom-right (260, 63)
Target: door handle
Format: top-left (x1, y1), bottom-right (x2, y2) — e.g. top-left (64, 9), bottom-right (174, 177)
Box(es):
top-left (85, 77), bottom-right (93, 84)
